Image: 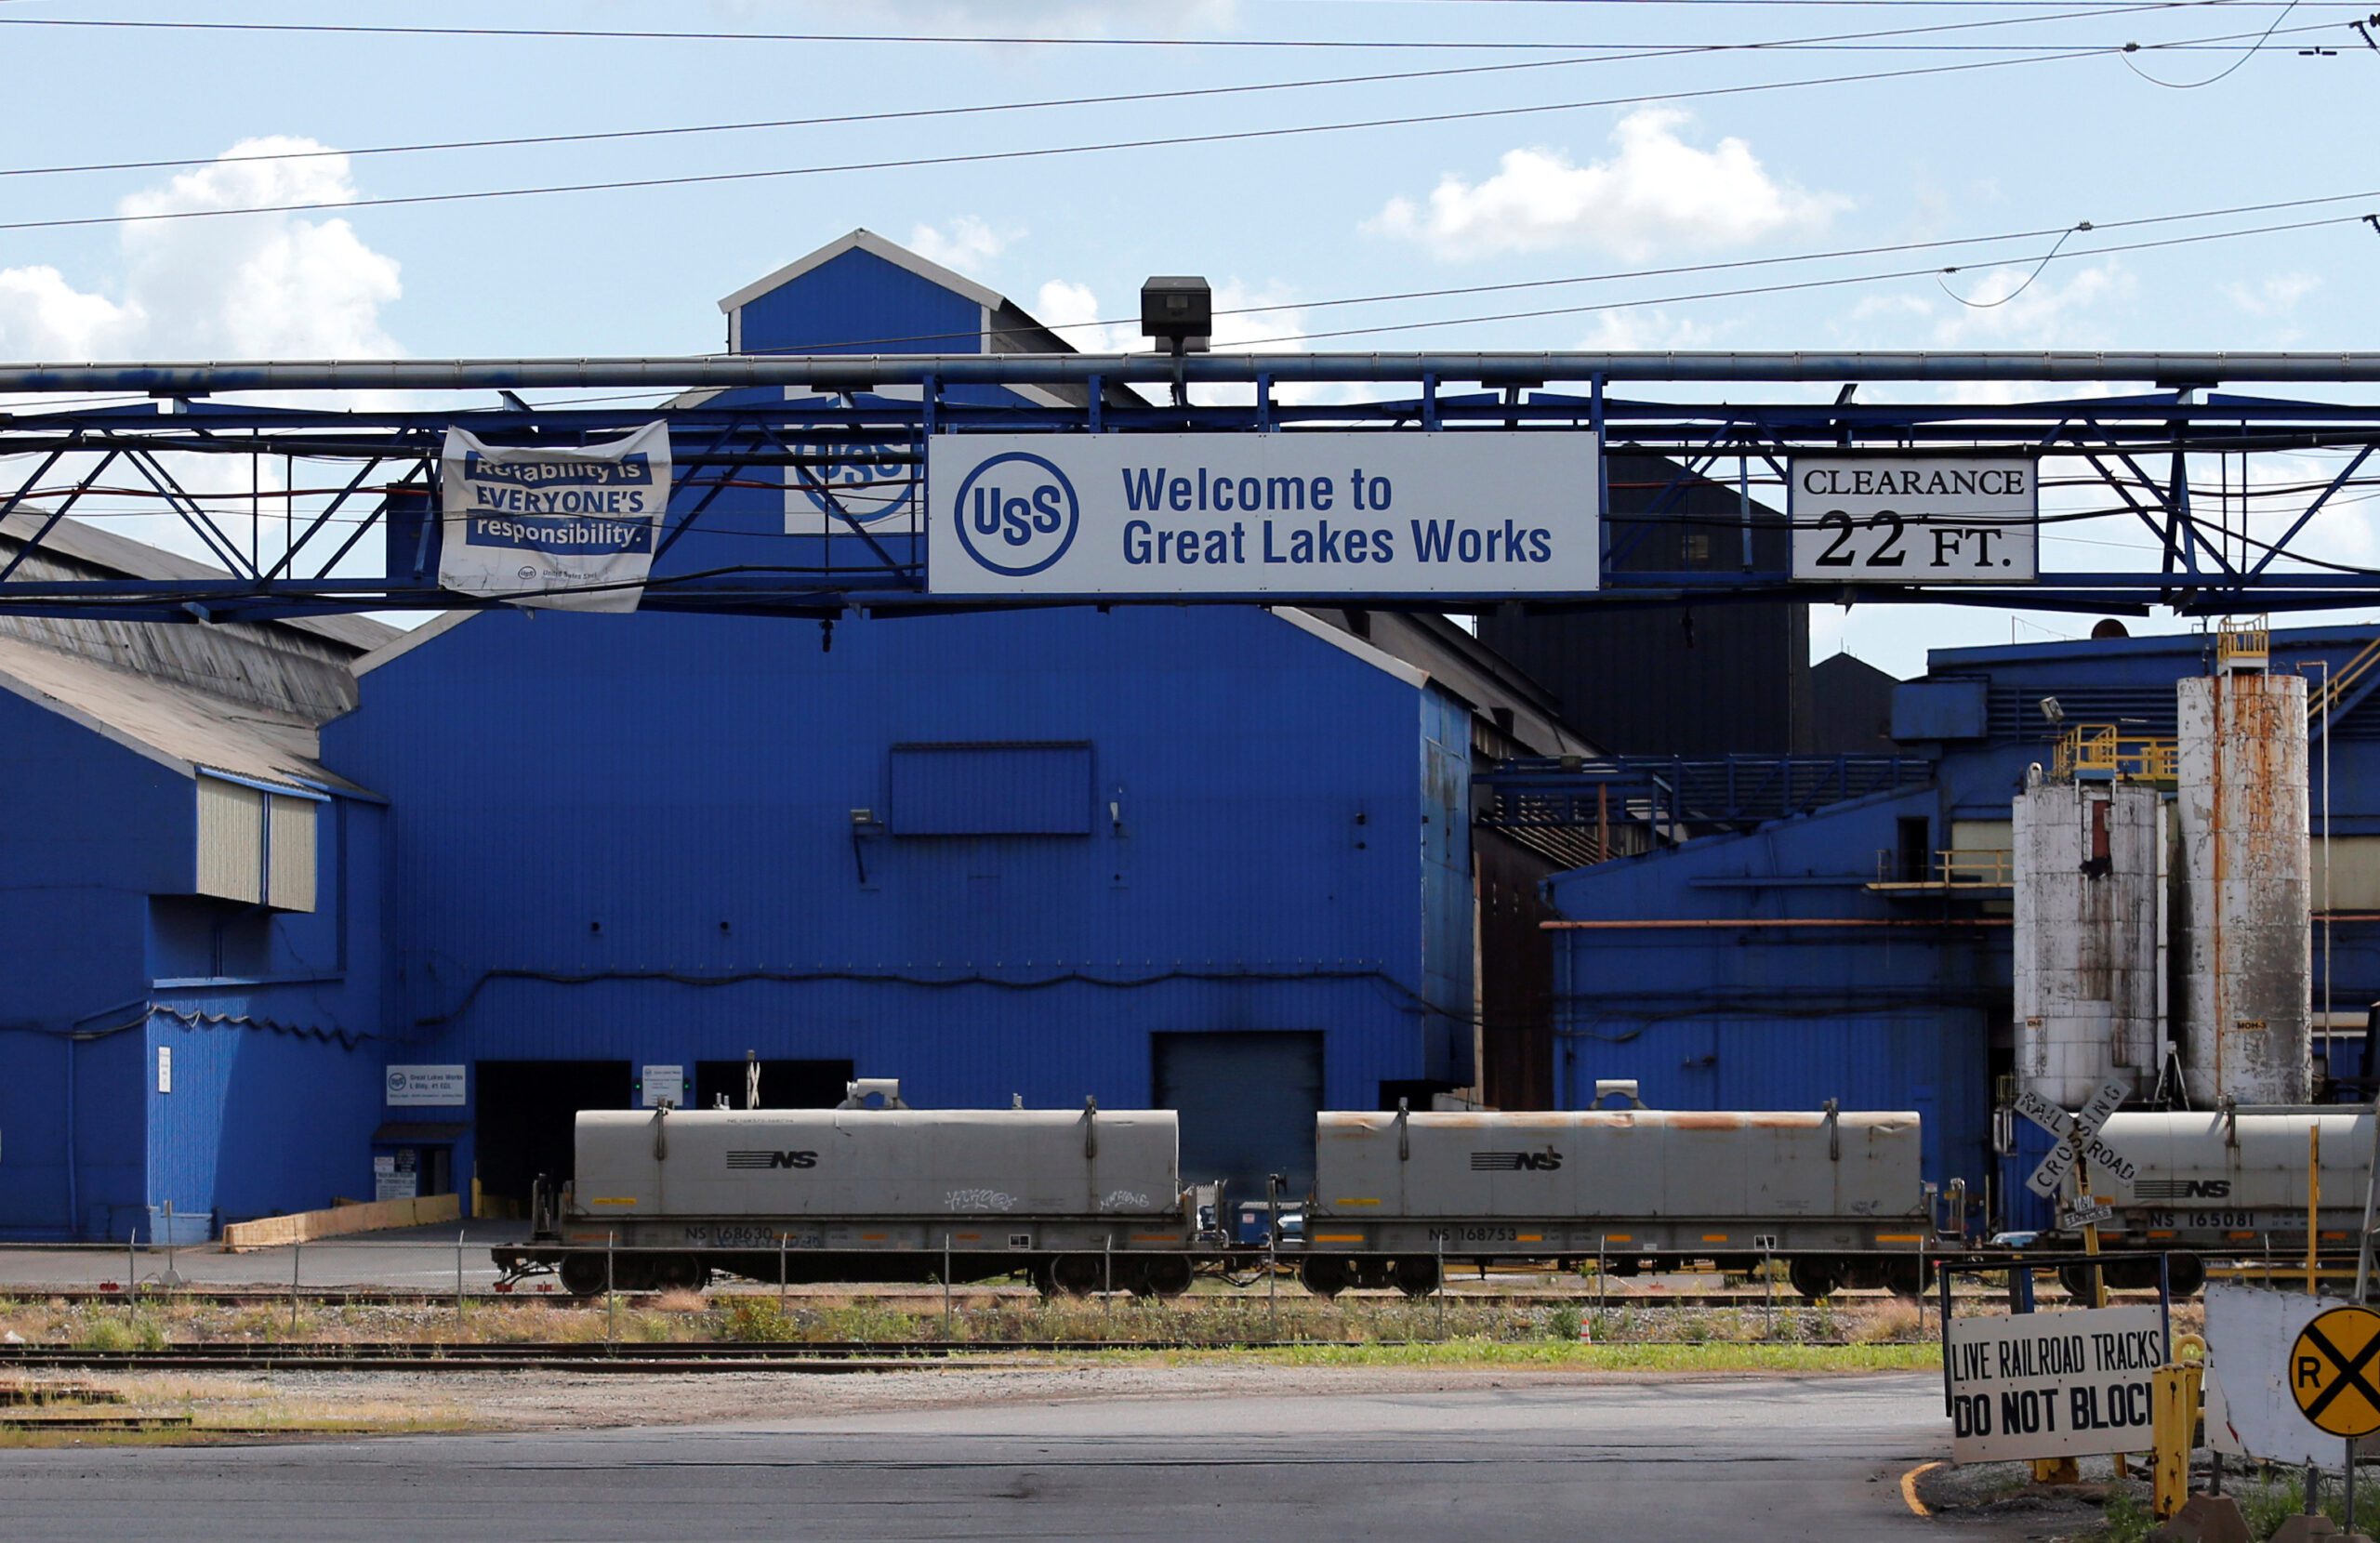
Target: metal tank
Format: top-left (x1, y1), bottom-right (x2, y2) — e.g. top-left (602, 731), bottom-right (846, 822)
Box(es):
top-left (2014, 776), bottom-right (2167, 1104)
top-left (1305, 1106), bottom-right (1926, 1259)
top-left (2176, 655), bottom-right (2311, 1103)
top-left (2100, 1108), bottom-right (2369, 1237)
top-left (573, 1104), bottom-right (1183, 1224)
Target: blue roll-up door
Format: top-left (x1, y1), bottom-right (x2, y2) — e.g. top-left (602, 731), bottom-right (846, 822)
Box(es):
top-left (1153, 1031), bottom-right (1324, 1203)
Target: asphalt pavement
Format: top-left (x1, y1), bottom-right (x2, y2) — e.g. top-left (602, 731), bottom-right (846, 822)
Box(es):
top-left (0, 1373), bottom-right (2001, 1542)
top-left (0, 1222), bottom-right (528, 1292)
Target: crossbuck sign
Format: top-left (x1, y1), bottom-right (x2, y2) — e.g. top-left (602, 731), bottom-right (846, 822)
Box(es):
top-left (2016, 1081), bottom-right (2139, 1202)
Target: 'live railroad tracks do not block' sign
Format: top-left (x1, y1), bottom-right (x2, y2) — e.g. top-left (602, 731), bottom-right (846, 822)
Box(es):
top-left (1946, 1306), bottom-right (2167, 1463)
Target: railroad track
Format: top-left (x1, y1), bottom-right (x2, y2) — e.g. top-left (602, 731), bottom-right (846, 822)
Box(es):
top-left (0, 1339), bottom-right (1323, 1373)
top-left (0, 1286), bottom-right (2165, 1309)
top-left (0, 1335), bottom-right (1965, 1372)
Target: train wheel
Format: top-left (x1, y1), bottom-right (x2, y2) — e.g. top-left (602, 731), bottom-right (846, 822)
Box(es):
top-left (558, 1254), bottom-right (610, 1299)
top-left (2165, 1253), bottom-right (2207, 1298)
top-left (1392, 1256), bottom-right (1441, 1299)
top-left (1140, 1254), bottom-right (1195, 1299)
top-left (651, 1254), bottom-right (707, 1293)
top-left (2056, 1263), bottom-right (2103, 1301)
top-left (1787, 1259), bottom-right (1841, 1300)
top-left (1300, 1256), bottom-right (1351, 1299)
top-left (1044, 1255), bottom-right (1105, 1297)
top-left (1884, 1258), bottom-right (1934, 1300)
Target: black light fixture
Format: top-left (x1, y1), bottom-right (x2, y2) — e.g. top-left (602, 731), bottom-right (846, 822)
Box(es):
top-left (1139, 275), bottom-right (1211, 357)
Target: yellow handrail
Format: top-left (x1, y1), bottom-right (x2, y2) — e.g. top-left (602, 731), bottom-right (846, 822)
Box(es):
top-left (2053, 723), bottom-right (2176, 784)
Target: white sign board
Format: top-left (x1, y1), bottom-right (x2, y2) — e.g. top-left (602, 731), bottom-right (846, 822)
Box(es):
top-left (155, 1045), bottom-right (171, 1094)
top-left (1945, 1306), bottom-right (2166, 1462)
top-left (374, 1167), bottom-right (417, 1203)
top-left (2027, 1132), bottom-right (2140, 1200)
top-left (440, 421), bottom-right (672, 613)
top-left (1790, 455), bottom-right (2037, 582)
top-left (926, 432), bottom-right (1601, 597)
top-left (386, 1064), bottom-right (467, 1107)
top-left (2202, 1284), bottom-right (2358, 1468)
top-left (641, 1064), bottom-right (685, 1109)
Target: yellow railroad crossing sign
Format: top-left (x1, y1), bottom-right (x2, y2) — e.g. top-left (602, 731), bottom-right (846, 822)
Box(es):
top-left (2291, 1306), bottom-right (2380, 1437)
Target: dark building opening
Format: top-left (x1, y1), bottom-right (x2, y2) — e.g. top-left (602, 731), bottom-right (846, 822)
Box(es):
top-left (1153, 1031), bottom-right (1323, 1202)
top-left (1897, 816), bottom-right (1933, 883)
top-left (692, 1059), bottom-right (853, 1111)
top-left (473, 1060), bottom-right (632, 1210)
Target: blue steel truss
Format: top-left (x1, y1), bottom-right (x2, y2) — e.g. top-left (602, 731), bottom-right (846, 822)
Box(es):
top-left (5, 351), bottom-right (2380, 620)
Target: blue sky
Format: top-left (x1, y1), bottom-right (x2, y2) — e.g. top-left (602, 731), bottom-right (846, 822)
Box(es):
top-left (1, 0), bottom-right (2374, 673)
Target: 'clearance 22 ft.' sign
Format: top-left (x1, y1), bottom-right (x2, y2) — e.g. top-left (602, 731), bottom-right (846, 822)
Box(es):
top-left (925, 432), bottom-right (1600, 597)
top-left (1789, 453), bottom-right (2040, 583)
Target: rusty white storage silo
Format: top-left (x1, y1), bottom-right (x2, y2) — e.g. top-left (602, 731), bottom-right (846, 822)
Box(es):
top-left (2176, 644), bottom-right (2311, 1104)
top-left (2014, 772), bottom-right (2166, 1105)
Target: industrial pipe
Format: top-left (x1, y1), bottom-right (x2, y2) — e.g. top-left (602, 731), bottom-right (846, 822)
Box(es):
top-left (6, 350), bottom-right (2380, 393)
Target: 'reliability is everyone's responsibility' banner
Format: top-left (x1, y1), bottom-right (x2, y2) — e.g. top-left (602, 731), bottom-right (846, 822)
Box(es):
top-left (438, 422), bottom-right (671, 613)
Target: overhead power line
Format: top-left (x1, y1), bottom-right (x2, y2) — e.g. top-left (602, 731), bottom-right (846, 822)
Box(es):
top-left (0, 0), bottom-right (2285, 49)
top-left (0, 23), bottom-right (2324, 235)
top-left (0, 8), bottom-right (2326, 183)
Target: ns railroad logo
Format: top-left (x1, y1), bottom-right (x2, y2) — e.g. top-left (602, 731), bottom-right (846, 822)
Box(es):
top-left (726, 1150), bottom-right (818, 1170)
top-left (1472, 1151), bottom-right (1564, 1171)
top-left (950, 451), bottom-right (1079, 578)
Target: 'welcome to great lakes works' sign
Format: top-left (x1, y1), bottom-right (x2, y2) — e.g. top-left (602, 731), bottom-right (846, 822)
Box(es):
top-left (926, 431), bottom-right (1600, 598)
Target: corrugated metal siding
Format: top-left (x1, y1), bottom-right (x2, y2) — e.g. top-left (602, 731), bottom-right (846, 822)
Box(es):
top-left (1479, 453), bottom-right (1811, 755)
top-left (890, 743), bottom-right (1092, 836)
top-left (194, 779), bottom-right (263, 903)
top-left (266, 795), bottom-right (317, 912)
top-left (324, 603), bottom-right (1446, 1131)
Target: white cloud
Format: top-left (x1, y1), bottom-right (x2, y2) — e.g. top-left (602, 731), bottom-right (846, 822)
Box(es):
top-left (1368, 110), bottom-right (1845, 262)
top-left (0, 267), bottom-right (139, 358)
top-left (908, 216), bottom-right (1021, 276)
top-left (2226, 271), bottom-right (2320, 318)
top-left (0, 138), bottom-right (406, 577)
top-left (1574, 307), bottom-right (1722, 353)
top-left (1924, 259), bottom-right (2129, 349)
top-left (0, 137), bottom-right (402, 360)
top-left (1033, 278), bottom-right (1134, 354)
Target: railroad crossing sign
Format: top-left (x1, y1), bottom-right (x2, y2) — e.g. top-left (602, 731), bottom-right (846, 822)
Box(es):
top-left (2016, 1082), bottom-right (2140, 1201)
top-left (2291, 1305), bottom-right (2380, 1438)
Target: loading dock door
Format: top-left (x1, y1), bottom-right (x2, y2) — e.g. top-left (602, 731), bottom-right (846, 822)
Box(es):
top-left (1153, 1031), bottom-right (1324, 1202)
top-left (474, 1061), bottom-right (632, 1210)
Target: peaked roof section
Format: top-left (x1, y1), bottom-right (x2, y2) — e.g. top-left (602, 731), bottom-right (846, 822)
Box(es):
top-left (0, 509), bottom-right (382, 796)
top-left (0, 632), bottom-right (372, 795)
top-left (719, 227), bottom-right (1008, 318)
top-left (0, 509), bottom-right (397, 654)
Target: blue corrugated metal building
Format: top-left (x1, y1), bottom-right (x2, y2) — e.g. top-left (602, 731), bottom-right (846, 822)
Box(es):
top-left (3, 230), bottom-right (1591, 1236)
top-left (1545, 624), bottom-right (2380, 1221)
top-left (324, 231), bottom-right (1510, 1212)
top-left (0, 515), bottom-right (390, 1240)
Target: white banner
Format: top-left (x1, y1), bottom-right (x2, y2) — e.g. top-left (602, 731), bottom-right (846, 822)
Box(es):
top-left (1944, 1305), bottom-right (2165, 1462)
top-left (926, 432), bottom-right (1600, 596)
top-left (440, 422), bottom-right (671, 612)
top-left (1789, 454), bottom-right (2037, 582)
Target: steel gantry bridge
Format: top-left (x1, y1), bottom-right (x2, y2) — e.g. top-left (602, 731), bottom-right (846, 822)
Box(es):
top-left (6, 349), bottom-right (2380, 621)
